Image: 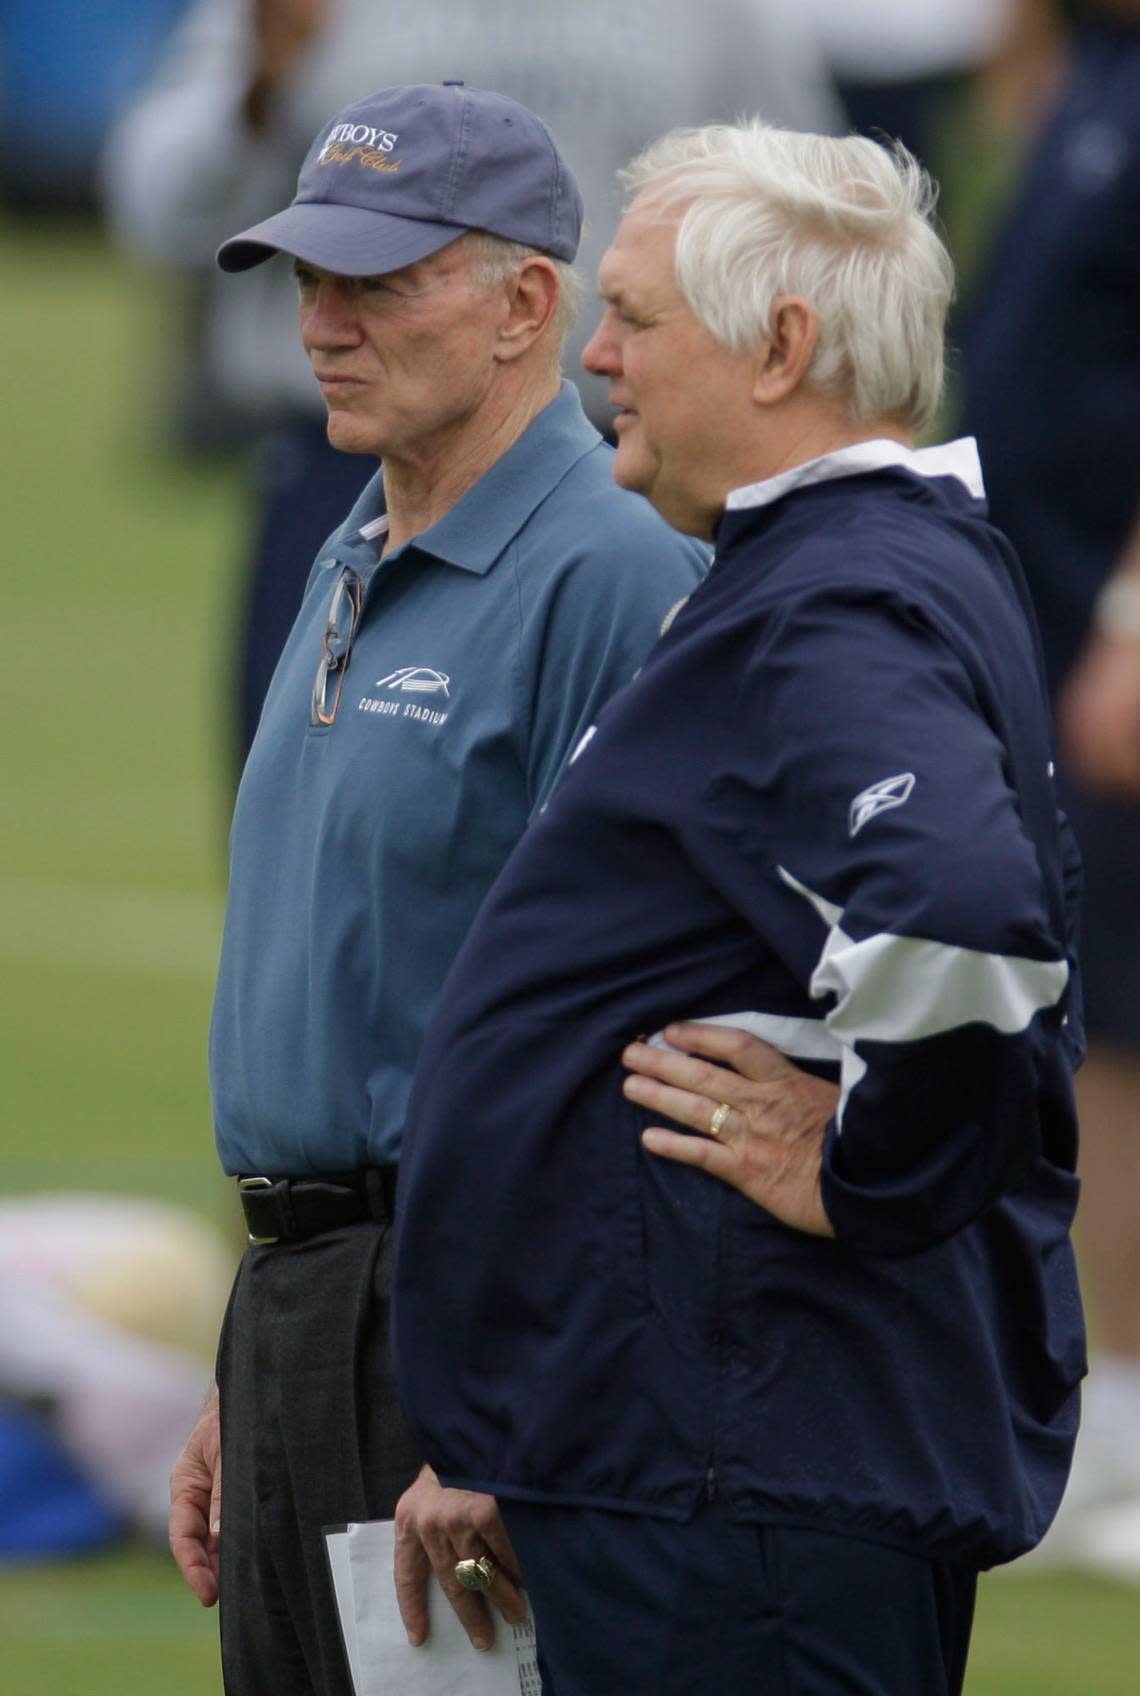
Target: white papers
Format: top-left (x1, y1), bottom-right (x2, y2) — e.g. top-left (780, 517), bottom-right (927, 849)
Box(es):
top-left (325, 1519), bottom-right (542, 1696)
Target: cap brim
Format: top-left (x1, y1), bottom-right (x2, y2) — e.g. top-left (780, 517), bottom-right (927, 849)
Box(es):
top-left (216, 202), bottom-right (469, 275)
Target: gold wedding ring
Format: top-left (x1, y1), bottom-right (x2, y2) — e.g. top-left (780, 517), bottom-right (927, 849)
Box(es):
top-left (454, 1553), bottom-right (497, 1592)
top-left (709, 1101), bottom-right (732, 1138)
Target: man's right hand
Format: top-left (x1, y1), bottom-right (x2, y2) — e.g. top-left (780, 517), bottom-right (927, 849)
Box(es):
top-left (170, 1383), bottom-right (222, 1607)
top-left (394, 1465), bottom-right (527, 1652)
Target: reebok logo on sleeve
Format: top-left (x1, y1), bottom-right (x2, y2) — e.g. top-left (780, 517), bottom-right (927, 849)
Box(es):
top-left (848, 772), bottom-right (915, 837)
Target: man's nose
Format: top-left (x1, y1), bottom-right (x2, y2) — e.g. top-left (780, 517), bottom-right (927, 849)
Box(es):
top-left (302, 278), bottom-right (362, 345)
top-left (581, 313), bottom-right (620, 376)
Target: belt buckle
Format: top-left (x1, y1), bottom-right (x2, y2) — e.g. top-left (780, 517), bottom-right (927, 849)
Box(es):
top-left (238, 1175), bottom-right (281, 1245)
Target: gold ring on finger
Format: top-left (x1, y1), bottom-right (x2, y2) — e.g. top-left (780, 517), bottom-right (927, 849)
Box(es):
top-left (709, 1101), bottom-right (732, 1138)
top-left (454, 1553), bottom-right (497, 1592)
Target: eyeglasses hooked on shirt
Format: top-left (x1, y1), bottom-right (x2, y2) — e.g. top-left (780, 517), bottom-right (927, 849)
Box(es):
top-left (311, 568), bottom-right (363, 727)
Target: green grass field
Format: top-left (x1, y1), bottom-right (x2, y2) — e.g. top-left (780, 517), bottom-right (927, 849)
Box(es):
top-left (2, 218), bottom-right (1137, 1694)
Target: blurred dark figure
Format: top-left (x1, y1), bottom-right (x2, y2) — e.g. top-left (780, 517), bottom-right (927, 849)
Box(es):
top-left (798, 0), bottom-right (1031, 165)
top-left (99, 0), bottom-right (840, 772)
top-left (957, 0), bottom-right (1140, 1581)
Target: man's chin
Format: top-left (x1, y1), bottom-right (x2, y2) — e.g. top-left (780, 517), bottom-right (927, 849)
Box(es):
top-left (623, 468), bottom-right (709, 538)
top-left (324, 415), bottom-right (374, 455)
top-left (610, 443), bottom-right (651, 498)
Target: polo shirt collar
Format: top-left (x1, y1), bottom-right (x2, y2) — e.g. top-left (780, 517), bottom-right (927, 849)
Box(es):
top-left (725, 436), bottom-right (985, 514)
top-left (419, 381), bottom-right (600, 572)
top-left (328, 381), bottom-right (601, 578)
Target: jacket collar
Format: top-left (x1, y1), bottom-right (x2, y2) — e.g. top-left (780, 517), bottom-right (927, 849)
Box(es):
top-left (725, 437), bottom-right (985, 516)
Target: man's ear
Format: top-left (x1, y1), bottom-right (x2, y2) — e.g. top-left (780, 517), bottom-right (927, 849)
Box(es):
top-left (752, 297), bottom-right (819, 404)
top-left (494, 258), bottom-right (560, 362)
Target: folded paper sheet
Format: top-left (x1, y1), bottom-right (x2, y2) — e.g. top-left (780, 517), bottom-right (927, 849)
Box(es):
top-left (325, 1519), bottom-right (542, 1695)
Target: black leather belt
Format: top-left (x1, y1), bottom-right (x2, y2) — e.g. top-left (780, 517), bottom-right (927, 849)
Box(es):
top-left (237, 1167), bottom-right (398, 1246)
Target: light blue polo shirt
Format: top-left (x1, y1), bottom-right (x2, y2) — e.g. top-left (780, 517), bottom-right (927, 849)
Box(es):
top-left (209, 383), bottom-right (707, 1174)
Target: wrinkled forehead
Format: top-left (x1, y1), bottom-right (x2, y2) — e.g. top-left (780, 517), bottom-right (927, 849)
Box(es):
top-left (598, 198), bottom-right (682, 296)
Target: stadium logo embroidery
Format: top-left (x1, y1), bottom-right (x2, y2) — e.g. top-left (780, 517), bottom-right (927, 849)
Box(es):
top-left (848, 772), bottom-right (915, 837)
top-left (358, 666), bottom-right (451, 727)
top-left (374, 667), bottom-right (450, 697)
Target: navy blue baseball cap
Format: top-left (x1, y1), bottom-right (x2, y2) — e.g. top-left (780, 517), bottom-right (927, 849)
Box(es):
top-left (217, 82), bottom-right (583, 275)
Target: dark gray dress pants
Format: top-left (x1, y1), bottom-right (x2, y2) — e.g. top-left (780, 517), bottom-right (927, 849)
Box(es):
top-left (217, 1220), bottom-right (421, 1696)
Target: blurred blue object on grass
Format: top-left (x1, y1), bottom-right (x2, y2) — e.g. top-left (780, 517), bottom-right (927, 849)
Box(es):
top-left (0, 1404), bottom-right (123, 1561)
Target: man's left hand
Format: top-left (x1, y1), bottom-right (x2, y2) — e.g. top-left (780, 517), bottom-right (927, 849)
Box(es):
top-left (394, 1466), bottom-right (527, 1652)
top-left (622, 1022), bottom-right (837, 1237)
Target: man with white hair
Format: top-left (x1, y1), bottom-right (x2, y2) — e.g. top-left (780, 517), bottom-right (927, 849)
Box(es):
top-left (394, 122), bottom-right (1086, 1692)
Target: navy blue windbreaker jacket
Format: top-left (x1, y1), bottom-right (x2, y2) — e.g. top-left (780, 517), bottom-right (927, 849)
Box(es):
top-left (394, 442), bottom-right (1086, 1570)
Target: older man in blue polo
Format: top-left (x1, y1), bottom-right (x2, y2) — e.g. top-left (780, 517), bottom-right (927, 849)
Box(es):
top-left (167, 82), bottom-right (706, 1695)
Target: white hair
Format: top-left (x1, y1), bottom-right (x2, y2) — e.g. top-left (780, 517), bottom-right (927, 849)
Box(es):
top-left (463, 231), bottom-right (583, 352)
top-left (620, 123), bottom-right (955, 434)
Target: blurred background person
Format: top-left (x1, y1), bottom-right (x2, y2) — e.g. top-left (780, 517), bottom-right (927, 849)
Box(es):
top-left (796, 0), bottom-right (1023, 163)
top-left (956, 0), bottom-right (1140, 1579)
top-left (99, 0), bottom-right (842, 773)
top-left (796, 0), bottom-right (1067, 301)
top-left (0, 1194), bottom-right (234, 1559)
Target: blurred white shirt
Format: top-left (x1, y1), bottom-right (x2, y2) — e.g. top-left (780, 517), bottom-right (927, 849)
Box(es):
top-left (0, 1194), bottom-right (234, 1538)
top-left (797, 0), bottom-right (1014, 79)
